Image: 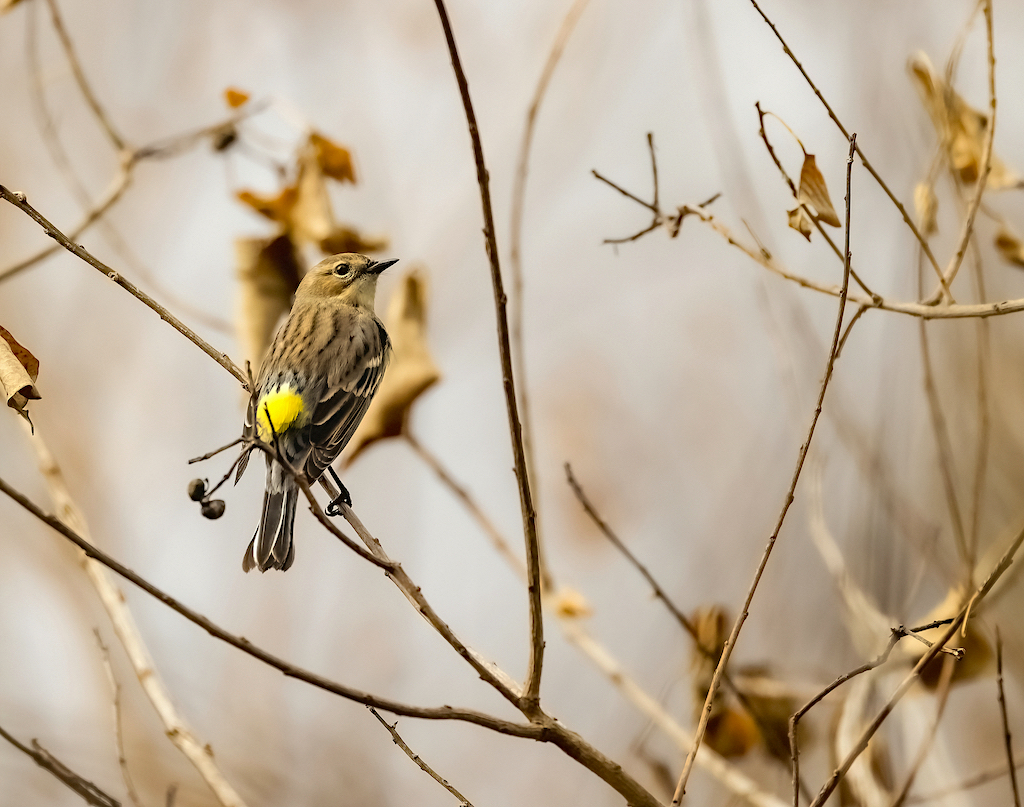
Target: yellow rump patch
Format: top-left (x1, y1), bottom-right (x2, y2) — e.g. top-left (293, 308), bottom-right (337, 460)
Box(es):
top-left (256, 386), bottom-right (306, 440)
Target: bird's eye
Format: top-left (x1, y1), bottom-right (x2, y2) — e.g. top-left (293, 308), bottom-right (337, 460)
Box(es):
top-left (334, 266), bottom-right (351, 278)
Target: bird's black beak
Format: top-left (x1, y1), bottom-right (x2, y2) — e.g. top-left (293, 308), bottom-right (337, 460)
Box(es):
top-left (369, 258), bottom-right (399, 275)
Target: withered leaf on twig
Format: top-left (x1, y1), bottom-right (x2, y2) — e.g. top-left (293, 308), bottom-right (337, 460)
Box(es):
top-left (995, 226), bottom-right (1024, 268)
top-left (909, 54), bottom-right (1021, 189)
top-left (787, 206), bottom-right (813, 241)
top-left (235, 132), bottom-right (381, 257)
top-left (345, 270), bottom-right (441, 464)
top-left (0, 325), bottom-right (41, 426)
top-left (797, 153), bottom-right (841, 228)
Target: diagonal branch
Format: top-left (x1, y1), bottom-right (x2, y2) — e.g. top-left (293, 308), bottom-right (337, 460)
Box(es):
top-left (0, 474), bottom-right (541, 739)
top-left (671, 134), bottom-right (859, 804)
top-left (431, 0), bottom-right (545, 713)
top-left (0, 722), bottom-right (120, 807)
top-left (0, 185), bottom-right (248, 389)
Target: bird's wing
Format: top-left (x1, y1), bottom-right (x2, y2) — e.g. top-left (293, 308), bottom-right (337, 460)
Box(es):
top-left (305, 312), bottom-right (390, 479)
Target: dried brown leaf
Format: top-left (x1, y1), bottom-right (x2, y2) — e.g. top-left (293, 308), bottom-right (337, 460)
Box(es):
top-left (290, 140), bottom-right (335, 246)
top-left (236, 186), bottom-right (298, 225)
top-left (310, 132), bottom-right (356, 184)
top-left (797, 153), bottom-right (841, 227)
top-left (705, 708), bottom-right (759, 759)
top-left (223, 87), bottom-right (250, 109)
top-left (234, 234), bottom-right (301, 368)
top-left (346, 270), bottom-right (441, 463)
top-left (914, 182), bottom-right (939, 235)
top-left (995, 226), bottom-right (1024, 267)
top-left (910, 54), bottom-right (1021, 189)
top-left (787, 206), bottom-right (813, 241)
top-left (0, 326), bottom-right (41, 426)
top-left (319, 226), bottom-right (388, 256)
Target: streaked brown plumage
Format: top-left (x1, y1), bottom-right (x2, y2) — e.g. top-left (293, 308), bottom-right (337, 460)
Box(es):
top-left (237, 253), bottom-right (395, 572)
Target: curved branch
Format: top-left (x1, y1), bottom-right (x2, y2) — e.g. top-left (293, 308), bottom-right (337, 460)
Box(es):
top-left (0, 474), bottom-right (541, 739)
top-left (0, 185), bottom-right (249, 390)
top-left (431, 0), bottom-right (545, 713)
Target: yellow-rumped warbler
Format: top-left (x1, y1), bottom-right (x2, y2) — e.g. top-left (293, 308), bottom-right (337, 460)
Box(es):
top-left (237, 253), bottom-right (396, 572)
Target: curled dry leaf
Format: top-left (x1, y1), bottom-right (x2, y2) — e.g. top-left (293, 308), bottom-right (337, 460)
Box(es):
top-left (995, 226), bottom-right (1024, 267)
top-left (797, 153), bottom-right (841, 227)
top-left (913, 182), bottom-right (939, 235)
top-left (236, 187), bottom-right (298, 225)
top-left (909, 54), bottom-right (1021, 189)
top-left (346, 270), bottom-right (441, 463)
top-left (223, 87), bottom-right (251, 109)
top-left (310, 132), bottom-right (356, 184)
top-left (234, 234), bottom-right (301, 368)
top-left (787, 206), bottom-right (813, 241)
top-left (551, 587), bottom-right (592, 619)
top-left (0, 326), bottom-right (41, 426)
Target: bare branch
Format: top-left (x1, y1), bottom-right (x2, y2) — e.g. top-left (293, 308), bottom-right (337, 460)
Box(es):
top-left (672, 133), bottom-right (859, 805)
top-left (998, 629), bottom-right (1022, 807)
top-left (0, 186), bottom-right (249, 389)
top-left (93, 631), bottom-right (146, 807)
top-left (44, 0), bottom-right (126, 151)
top-left (368, 707), bottom-right (475, 807)
top-left (431, 0), bottom-right (545, 714)
top-left (0, 722), bottom-right (120, 807)
top-left (0, 473), bottom-right (542, 738)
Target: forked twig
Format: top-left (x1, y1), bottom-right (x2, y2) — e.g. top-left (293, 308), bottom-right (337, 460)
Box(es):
top-left (745, 0), bottom-right (950, 300)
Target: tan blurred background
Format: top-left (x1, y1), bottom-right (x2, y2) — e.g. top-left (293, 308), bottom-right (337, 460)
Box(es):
top-left (3, 0), bottom-right (1024, 805)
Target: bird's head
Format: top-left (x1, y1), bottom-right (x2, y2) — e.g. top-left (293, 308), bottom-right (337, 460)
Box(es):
top-left (296, 253), bottom-right (398, 310)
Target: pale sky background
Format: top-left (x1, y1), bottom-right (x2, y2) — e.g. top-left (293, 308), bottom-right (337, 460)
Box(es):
top-left (3, 1), bottom-right (1024, 805)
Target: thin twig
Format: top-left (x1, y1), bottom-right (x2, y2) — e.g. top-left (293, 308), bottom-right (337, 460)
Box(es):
top-left (918, 319), bottom-right (969, 566)
top-left (0, 185), bottom-right (249, 389)
top-left (808, 520), bottom-right (1024, 807)
top-left (671, 133), bottom-right (859, 805)
top-left (0, 167), bottom-right (133, 283)
top-left (0, 473), bottom-right (543, 738)
top-left (0, 722), bottom-right (120, 807)
top-left (887, 653), bottom-right (957, 807)
top-left (907, 755), bottom-right (1024, 803)
top-left (508, 0), bottom-right (590, 595)
top-left (565, 461), bottom-right (802, 771)
top-left (44, 0), bottom-right (126, 151)
top-left (745, 0), bottom-right (949, 300)
top-left (998, 629), bottom-right (1023, 807)
top-left (368, 707), bottom-right (475, 807)
top-left (93, 631), bottom-right (145, 807)
top-left (925, 0), bottom-right (997, 302)
top-left (432, 0), bottom-right (545, 715)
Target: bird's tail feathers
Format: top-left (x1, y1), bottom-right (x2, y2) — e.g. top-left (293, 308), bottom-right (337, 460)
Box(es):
top-left (243, 462), bottom-right (297, 572)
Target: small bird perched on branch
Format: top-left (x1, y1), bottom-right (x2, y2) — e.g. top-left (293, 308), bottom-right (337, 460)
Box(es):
top-left (236, 253), bottom-right (396, 572)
